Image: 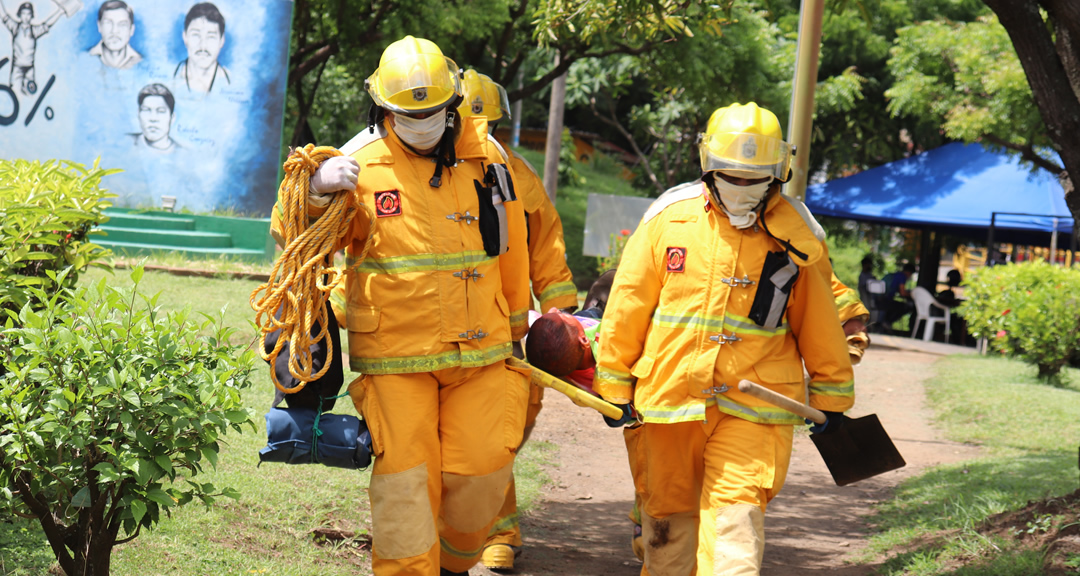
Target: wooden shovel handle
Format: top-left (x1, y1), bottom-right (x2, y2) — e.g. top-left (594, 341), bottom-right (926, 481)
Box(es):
top-left (737, 380), bottom-right (826, 424)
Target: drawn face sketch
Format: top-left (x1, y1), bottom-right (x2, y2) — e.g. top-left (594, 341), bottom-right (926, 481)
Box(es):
top-left (139, 95), bottom-right (173, 147)
top-left (98, 6), bottom-right (134, 52)
top-left (17, 6), bottom-right (32, 23)
top-left (182, 16), bottom-right (223, 73)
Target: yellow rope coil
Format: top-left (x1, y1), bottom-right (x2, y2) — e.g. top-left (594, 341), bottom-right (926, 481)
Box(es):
top-left (250, 144), bottom-right (376, 394)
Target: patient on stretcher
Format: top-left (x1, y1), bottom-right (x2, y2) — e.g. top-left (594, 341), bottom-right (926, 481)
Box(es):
top-left (522, 307), bottom-right (603, 395)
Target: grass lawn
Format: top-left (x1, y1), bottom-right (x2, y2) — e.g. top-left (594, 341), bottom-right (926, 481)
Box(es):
top-left (0, 268), bottom-right (555, 575)
top-left (861, 354), bottom-right (1080, 575)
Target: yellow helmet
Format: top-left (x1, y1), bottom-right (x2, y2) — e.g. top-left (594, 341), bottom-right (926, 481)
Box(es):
top-left (365, 36), bottom-right (462, 115)
top-left (699, 102), bottom-right (793, 181)
top-left (457, 69), bottom-right (511, 122)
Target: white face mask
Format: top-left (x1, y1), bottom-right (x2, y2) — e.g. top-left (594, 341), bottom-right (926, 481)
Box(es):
top-left (392, 109), bottom-right (447, 150)
top-left (709, 176), bottom-right (772, 229)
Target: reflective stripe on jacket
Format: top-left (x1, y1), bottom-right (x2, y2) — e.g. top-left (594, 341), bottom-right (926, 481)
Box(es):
top-left (596, 182), bottom-right (854, 424)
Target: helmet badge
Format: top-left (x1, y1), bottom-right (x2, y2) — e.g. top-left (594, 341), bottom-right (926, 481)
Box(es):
top-left (471, 97), bottom-right (484, 115)
top-left (741, 137), bottom-right (757, 160)
top-left (412, 88), bottom-right (428, 102)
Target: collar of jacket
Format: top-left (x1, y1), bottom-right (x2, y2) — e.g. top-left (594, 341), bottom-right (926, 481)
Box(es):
top-left (381, 114), bottom-right (491, 163)
top-left (702, 183), bottom-right (825, 267)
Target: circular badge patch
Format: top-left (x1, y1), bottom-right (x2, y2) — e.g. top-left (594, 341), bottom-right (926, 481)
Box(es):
top-left (666, 247), bottom-right (686, 273)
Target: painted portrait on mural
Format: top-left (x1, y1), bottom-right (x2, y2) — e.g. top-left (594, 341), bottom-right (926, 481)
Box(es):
top-left (88, 0), bottom-right (140, 69)
top-left (0, 0), bottom-right (292, 214)
top-left (173, 2), bottom-right (228, 94)
top-left (1, 0), bottom-right (66, 94)
top-left (129, 83), bottom-right (177, 152)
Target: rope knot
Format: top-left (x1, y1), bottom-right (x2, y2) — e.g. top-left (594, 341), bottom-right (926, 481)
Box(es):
top-left (284, 143), bottom-right (323, 177)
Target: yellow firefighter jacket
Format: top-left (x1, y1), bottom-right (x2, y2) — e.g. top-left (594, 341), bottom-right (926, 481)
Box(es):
top-left (504, 148), bottom-right (577, 312)
top-left (595, 182), bottom-right (854, 425)
top-left (272, 116), bottom-right (531, 376)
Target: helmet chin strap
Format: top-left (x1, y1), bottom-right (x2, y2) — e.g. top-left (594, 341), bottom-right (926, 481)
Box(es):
top-left (429, 94), bottom-right (463, 188)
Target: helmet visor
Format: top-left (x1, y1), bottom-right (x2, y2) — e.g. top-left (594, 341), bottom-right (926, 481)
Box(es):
top-left (463, 80), bottom-right (511, 122)
top-left (699, 132), bottom-right (793, 180)
top-left (367, 54), bottom-right (461, 114)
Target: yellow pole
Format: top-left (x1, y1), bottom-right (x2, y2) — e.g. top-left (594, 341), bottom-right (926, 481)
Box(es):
top-left (783, 0), bottom-right (826, 202)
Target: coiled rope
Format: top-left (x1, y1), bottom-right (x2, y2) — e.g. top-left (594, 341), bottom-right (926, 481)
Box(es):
top-left (251, 145), bottom-right (376, 394)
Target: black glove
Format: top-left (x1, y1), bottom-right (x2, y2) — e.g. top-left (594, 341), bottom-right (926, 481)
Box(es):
top-left (604, 403), bottom-right (636, 428)
top-left (807, 411), bottom-right (846, 435)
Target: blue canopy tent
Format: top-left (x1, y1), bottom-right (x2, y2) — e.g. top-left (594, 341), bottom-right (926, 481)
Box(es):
top-left (805, 143), bottom-right (1072, 247)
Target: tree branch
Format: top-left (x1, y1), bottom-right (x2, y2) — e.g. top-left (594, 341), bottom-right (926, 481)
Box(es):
top-left (981, 134), bottom-right (1064, 173)
top-left (507, 40), bottom-right (667, 102)
top-left (287, 43), bottom-right (340, 86)
top-left (289, 40), bottom-right (331, 69)
top-left (591, 95), bottom-right (665, 194)
top-left (493, 0), bottom-right (529, 73)
top-left (8, 469), bottom-right (74, 573)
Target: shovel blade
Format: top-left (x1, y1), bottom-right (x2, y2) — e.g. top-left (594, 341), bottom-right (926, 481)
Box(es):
top-left (810, 413), bottom-right (905, 486)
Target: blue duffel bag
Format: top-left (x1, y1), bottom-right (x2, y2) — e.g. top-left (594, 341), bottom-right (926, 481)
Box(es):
top-left (259, 406), bottom-right (373, 470)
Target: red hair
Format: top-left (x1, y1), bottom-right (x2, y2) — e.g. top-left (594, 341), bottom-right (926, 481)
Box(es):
top-left (525, 313), bottom-right (584, 377)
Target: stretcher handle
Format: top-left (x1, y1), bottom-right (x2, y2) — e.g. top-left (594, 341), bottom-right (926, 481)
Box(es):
top-left (506, 357), bottom-right (625, 420)
top-left (737, 380), bottom-right (826, 424)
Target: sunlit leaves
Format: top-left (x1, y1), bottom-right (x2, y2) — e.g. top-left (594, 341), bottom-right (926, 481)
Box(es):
top-left (886, 15), bottom-right (1050, 157)
top-left (0, 267), bottom-right (257, 564)
top-left (0, 158), bottom-right (118, 315)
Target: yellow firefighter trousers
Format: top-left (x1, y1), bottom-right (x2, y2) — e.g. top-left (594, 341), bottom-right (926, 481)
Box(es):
top-left (638, 404), bottom-right (793, 576)
top-left (350, 359), bottom-right (531, 575)
top-left (486, 383), bottom-right (544, 548)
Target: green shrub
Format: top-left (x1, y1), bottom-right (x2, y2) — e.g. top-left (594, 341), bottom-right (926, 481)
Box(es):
top-left (558, 127), bottom-right (586, 187)
top-left (0, 158), bottom-right (118, 315)
top-left (0, 267), bottom-right (257, 575)
top-left (958, 261), bottom-right (1080, 380)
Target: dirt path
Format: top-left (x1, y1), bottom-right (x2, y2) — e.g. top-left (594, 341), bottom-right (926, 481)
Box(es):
top-left (472, 345), bottom-right (982, 576)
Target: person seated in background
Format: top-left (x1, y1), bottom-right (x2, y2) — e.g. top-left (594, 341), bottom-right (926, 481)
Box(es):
top-left (883, 262), bottom-right (917, 331)
top-left (934, 269), bottom-right (968, 345)
top-left (936, 269), bottom-right (963, 308)
top-left (857, 255), bottom-right (876, 305)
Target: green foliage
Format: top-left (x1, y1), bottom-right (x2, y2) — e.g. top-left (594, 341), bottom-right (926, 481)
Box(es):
top-left (532, 0), bottom-right (715, 46)
top-left (886, 14), bottom-right (1050, 163)
top-left (558, 127), bottom-right (585, 186)
top-left (881, 12), bottom-right (1058, 172)
top-left (806, 0), bottom-right (988, 175)
top-left (0, 159), bottom-right (118, 315)
top-left (563, 5), bottom-right (787, 192)
top-left (958, 261), bottom-right (1080, 380)
top-left (0, 268), bottom-right (257, 575)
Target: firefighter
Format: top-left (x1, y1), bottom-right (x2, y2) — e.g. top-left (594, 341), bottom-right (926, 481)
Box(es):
top-left (595, 102), bottom-right (855, 575)
top-left (456, 69), bottom-right (578, 571)
top-left (277, 36), bottom-right (532, 576)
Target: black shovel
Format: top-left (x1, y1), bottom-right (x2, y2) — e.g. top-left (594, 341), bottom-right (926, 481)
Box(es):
top-left (738, 380), bottom-right (906, 486)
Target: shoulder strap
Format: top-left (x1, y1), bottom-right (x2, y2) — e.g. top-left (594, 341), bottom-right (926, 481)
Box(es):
top-left (778, 194), bottom-right (826, 242)
top-left (642, 180), bottom-right (703, 224)
top-left (340, 123), bottom-right (388, 156)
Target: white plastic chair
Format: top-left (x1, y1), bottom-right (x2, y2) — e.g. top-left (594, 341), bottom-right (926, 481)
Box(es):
top-left (910, 286), bottom-right (951, 342)
top-left (864, 278), bottom-right (887, 325)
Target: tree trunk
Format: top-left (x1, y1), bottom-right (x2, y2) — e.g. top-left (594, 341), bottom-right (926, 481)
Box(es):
top-left (543, 54), bottom-right (567, 203)
top-left (983, 0), bottom-right (1080, 222)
